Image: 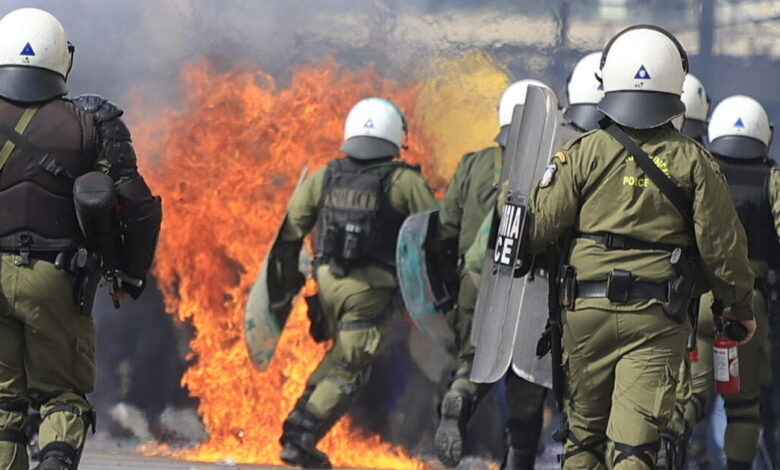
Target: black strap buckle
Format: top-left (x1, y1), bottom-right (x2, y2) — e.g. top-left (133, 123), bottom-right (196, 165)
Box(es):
top-left (16, 233), bottom-right (31, 266)
top-left (604, 232), bottom-right (627, 250)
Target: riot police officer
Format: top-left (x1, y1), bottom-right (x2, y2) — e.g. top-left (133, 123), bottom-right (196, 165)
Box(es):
top-left (277, 97), bottom-right (435, 468)
top-left (662, 73), bottom-right (713, 470)
top-left (563, 51), bottom-right (605, 133)
top-left (449, 55), bottom-right (604, 469)
top-left (678, 74), bottom-right (710, 144)
top-left (526, 25), bottom-right (754, 469)
top-left (0, 8), bottom-right (162, 470)
top-left (691, 95), bottom-right (778, 469)
top-left (435, 78), bottom-right (554, 469)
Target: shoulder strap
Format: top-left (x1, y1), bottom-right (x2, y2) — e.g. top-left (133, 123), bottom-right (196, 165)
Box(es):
top-left (493, 146), bottom-right (502, 186)
top-left (604, 123), bottom-right (694, 226)
top-left (0, 108), bottom-right (75, 180)
top-left (0, 105), bottom-right (38, 171)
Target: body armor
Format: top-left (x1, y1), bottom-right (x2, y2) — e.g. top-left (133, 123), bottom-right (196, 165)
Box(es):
top-left (0, 98), bottom-right (97, 253)
top-left (714, 155), bottom-right (776, 265)
top-left (315, 158), bottom-right (408, 275)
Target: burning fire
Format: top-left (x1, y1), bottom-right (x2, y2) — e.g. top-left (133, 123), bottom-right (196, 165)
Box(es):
top-left (135, 58), bottom-right (433, 468)
top-left (133, 54), bottom-right (508, 468)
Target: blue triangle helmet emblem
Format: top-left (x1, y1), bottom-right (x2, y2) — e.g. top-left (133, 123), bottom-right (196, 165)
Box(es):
top-left (734, 118), bottom-right (745, 128)
top-left (634, 65), bottom-right (650, 80)
top-left (20, 42), bottom-right (35, 56)
top-left (363, 118), bottom-right (374, 129)
top-left (597, 83), bottom-right (604, 91)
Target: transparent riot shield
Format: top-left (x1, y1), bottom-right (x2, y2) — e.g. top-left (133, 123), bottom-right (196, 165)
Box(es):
top-left (470, 86), bottom-right (559, 383)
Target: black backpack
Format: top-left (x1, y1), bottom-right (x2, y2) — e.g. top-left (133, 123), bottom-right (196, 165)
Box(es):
top-left (315, 158), bottom-right (409, 277)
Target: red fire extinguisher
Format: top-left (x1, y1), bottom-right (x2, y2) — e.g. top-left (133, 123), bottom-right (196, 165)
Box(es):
top-left (713, 333), bottom-right (739, 395)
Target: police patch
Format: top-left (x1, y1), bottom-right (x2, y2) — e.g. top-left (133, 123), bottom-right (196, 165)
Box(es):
top-left (539, 163), bottom-right (557, 188)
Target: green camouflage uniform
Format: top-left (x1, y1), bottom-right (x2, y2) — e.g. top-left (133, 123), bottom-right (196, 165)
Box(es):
top-left (279, 159), bottom-right (435, 453)
top-left (473, 125), bottom-right (755, 470)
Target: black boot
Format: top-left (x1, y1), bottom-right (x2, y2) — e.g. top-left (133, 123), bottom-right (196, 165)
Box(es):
top-left (727, 459), bottom-right (753, 470)
top-left (280, 409), bottom-right (332, 469)
top-left (501, 419), bottom-right (542, 470)
top-left (34, 442), bottom-right (77, 470)
top-left (435, 389), bottom-right (474, 467)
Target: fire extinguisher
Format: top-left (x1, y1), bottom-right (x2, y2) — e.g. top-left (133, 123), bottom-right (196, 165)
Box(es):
top-left (713, 315), bottom-right (748, 396)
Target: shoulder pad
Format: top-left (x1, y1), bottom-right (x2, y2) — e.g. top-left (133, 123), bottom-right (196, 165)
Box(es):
top-left (72, 94), bottom-right (124, 122)
top-left (71, 94), bottom-right (107, 113)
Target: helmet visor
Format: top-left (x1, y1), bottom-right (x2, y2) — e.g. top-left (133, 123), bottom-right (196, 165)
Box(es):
top-left (598, 91), bottom-right (685, 129)
top-left (564, 104), bottom-right (605, 132)
top-left (0, 65), bottom-right (66, 103)
top-left (340, 135), bottom-right (399, 160)
top-left (708, 135), bottom-right (768, 160)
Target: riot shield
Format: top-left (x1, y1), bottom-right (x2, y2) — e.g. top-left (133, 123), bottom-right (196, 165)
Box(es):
top-left (470, 85), bottom-right (559, 384)
top-left (509, 117), bottom-right (583, 388)
top-left (396, 209), bottom-right (457, 352)
top-left (244, 167), bottom-right (309, 370)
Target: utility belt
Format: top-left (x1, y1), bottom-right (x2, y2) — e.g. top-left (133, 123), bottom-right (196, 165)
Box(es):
top-left (561, 267), bottom-right (668, 303)
top-left (561, 231), bottom-right (698, 323)
top-left (1, 245), bottom-right (101, 316)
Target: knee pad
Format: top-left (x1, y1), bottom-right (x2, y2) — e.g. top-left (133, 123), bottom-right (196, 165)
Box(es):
top-left (42, 404), bottom-right (96, 436)
top-left (563, 432), bottom-right (606, 468)
top-left (0, 400), bottom-right (28, 446)
top-left (613, 441), bottom-right (660, 469)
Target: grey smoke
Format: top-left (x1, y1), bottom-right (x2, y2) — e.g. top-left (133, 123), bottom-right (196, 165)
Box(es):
top-left (4, 0), bottom-right (780, 456)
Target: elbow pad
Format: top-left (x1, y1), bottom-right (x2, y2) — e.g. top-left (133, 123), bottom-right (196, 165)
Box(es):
top-left (116, 174), bottom-right (162, 298)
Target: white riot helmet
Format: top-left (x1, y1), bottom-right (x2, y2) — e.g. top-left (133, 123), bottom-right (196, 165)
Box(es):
top-left (340, 97), bottom-right (407, 160)
top-left (564, 52), bottom-right (605, 131)
top-left (708, 95), bottom-right (772, 159)
top-left (679, 73), bottom-right (711, 143)
top-left (495, 79), bottom-right (553, 146)
top-left (0, 8), bottom-right (74, 103)
top-left (598, 25), bottom-right (688, 129)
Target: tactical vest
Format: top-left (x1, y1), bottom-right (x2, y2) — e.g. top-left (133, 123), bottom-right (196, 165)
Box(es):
top-left (315, 158), bottom-right (408, 273)
top-left (714, 155), bottom-right (777, 265)
top-left (0, 98), bottom-right (98, 252)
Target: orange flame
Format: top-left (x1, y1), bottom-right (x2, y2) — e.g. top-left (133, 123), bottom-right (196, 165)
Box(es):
top-left (134, 59), bottom-right (441, 468)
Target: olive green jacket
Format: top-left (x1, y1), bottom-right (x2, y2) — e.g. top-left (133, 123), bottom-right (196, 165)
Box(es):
top-left (438, 146), bottom-right (503, 255)
top-left (280, 158), bottom-right (436, 275)
top-left (529, 125), bottom-right (754, 319)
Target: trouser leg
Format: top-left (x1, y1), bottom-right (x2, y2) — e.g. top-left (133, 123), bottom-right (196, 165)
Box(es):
top-left (0, 309), bottom-right (28, 470)
top-left (281, 282), bottom-right (392, 468)
top-left (502, 373), bottom-right (546, 470)
top-left (608, 308), bottom-right (688, 470)
top-left (437, 270), bottom-right (491, 467)
top-left (561, 308), bottom-right (614, 470)
top-left (444, 270), bottom-right (483, 396)
top-left (15, 257), bottom-right (96, 470)
top-left (723, 289), bottom-right (770, 466)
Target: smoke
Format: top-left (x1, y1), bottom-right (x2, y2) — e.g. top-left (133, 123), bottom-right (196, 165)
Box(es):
top-left (5, 0), bottom-right (780, 461)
